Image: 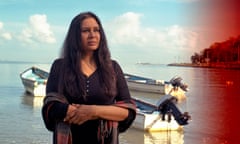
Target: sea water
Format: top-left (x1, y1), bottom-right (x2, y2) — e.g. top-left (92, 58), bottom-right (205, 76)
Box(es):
top-left (0, 62), bottom-right (239, 144)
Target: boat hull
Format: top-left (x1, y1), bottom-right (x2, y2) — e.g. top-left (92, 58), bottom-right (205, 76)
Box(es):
top-left (132, 110), bottom-right (183, 132)
top-left (131, 96), bottom-right (189, 132)
top-left (20, 67), bottom-right (48, 97)
top-left (126, 80), bottom-right (166, 94)
top-left (21, 78), bottom-right (46, 96)
top-left (125, 73), bottom-right (186, 97)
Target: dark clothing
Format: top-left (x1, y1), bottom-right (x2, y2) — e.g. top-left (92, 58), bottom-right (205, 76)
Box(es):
top-left (42, 58), bottom-right (136, 144)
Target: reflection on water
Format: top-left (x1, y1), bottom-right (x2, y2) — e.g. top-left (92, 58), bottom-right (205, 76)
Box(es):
top-left (21, 93), bottom-right (44, 108)
top-left (144, 130), bottom-right (184, 144)
top-left (121, 128), bottom-right (184, 144)
top-left (0, 88), bottom-right (51, 144)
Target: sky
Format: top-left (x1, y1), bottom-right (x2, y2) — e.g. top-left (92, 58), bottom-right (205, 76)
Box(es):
top-left (0, 0), bottom-right (240, 64)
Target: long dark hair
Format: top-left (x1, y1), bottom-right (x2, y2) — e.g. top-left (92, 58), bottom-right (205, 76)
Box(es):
top-left (59, 11), bottom-right (116, 100)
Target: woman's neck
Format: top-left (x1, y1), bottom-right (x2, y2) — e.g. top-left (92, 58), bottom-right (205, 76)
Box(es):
top-left (80, 55), bottom-right (97, 77)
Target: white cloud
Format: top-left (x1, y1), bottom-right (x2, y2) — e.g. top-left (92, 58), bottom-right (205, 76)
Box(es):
top-left (1, 32), bottom-right (12, 40)
top-left (0, 22), bottom-right (3, 30)
top-left (128, 0), bottom-right (199, 5)
top-left (105, 12), bottom-right (199, 63)
top-left (0, 21), bottom-right (12, 40)
top-left (107, 12), bottom-right (144, 46)
top-left (20, 14), bottom-right (56, 44)
top-left (166, 25), bottom-right (198, 50)
top-left (159, 0), bottom-right (199, 2)
top-left (107, 12), bottom-right (198, 52)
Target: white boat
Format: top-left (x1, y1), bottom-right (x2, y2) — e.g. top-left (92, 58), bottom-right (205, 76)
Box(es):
top-left (131, 95), bottom-right (190, 132)
top-left (124, 73), bottom-right (188, 96)
top-left (123, 128), bottom-right (184, 144)
top-left (20, 67), bottom-right (48, 97)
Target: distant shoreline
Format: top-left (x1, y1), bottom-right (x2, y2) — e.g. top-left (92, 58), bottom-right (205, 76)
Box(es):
top-left (168, 62), bottom-right (240, 70)
top-left (0, 60), bottom-right (50, 64)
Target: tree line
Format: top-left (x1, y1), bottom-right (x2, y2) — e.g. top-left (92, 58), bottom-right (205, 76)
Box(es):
top-left (191, 35), bottom-right (240, 64)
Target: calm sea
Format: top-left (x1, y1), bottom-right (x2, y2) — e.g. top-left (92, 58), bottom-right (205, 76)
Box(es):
top-left (0, 62), bottom-right (239, 144)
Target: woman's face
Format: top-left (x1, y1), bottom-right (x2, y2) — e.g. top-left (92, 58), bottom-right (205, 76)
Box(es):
top-left (81, 17), bottom-right (100, 53)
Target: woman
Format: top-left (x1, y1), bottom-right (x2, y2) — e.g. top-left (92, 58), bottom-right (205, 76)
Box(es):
top-left (42, 12), bottom-right (136, 144)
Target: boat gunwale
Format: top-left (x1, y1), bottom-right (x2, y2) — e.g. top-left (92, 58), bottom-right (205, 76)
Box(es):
top-left (124, 73), bottom-right (166, 86)
top-left (20, 67), bottom-right (48, 82)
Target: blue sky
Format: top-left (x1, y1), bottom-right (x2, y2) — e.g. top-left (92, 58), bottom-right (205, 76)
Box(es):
top-left (0, 0), bottom-right (239, 64)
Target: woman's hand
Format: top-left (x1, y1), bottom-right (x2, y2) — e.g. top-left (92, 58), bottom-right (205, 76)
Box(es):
top-left (64, 104), bottom-right (129, 125)
top-left (64, 104), bottom-right (98, 125)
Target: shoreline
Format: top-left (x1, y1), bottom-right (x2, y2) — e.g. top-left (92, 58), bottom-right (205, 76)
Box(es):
top-left (168, 62), bottom-right (240, 70)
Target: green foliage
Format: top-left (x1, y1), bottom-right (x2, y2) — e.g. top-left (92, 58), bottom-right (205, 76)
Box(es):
top-left (191, 36), bottom-right (240, 64)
